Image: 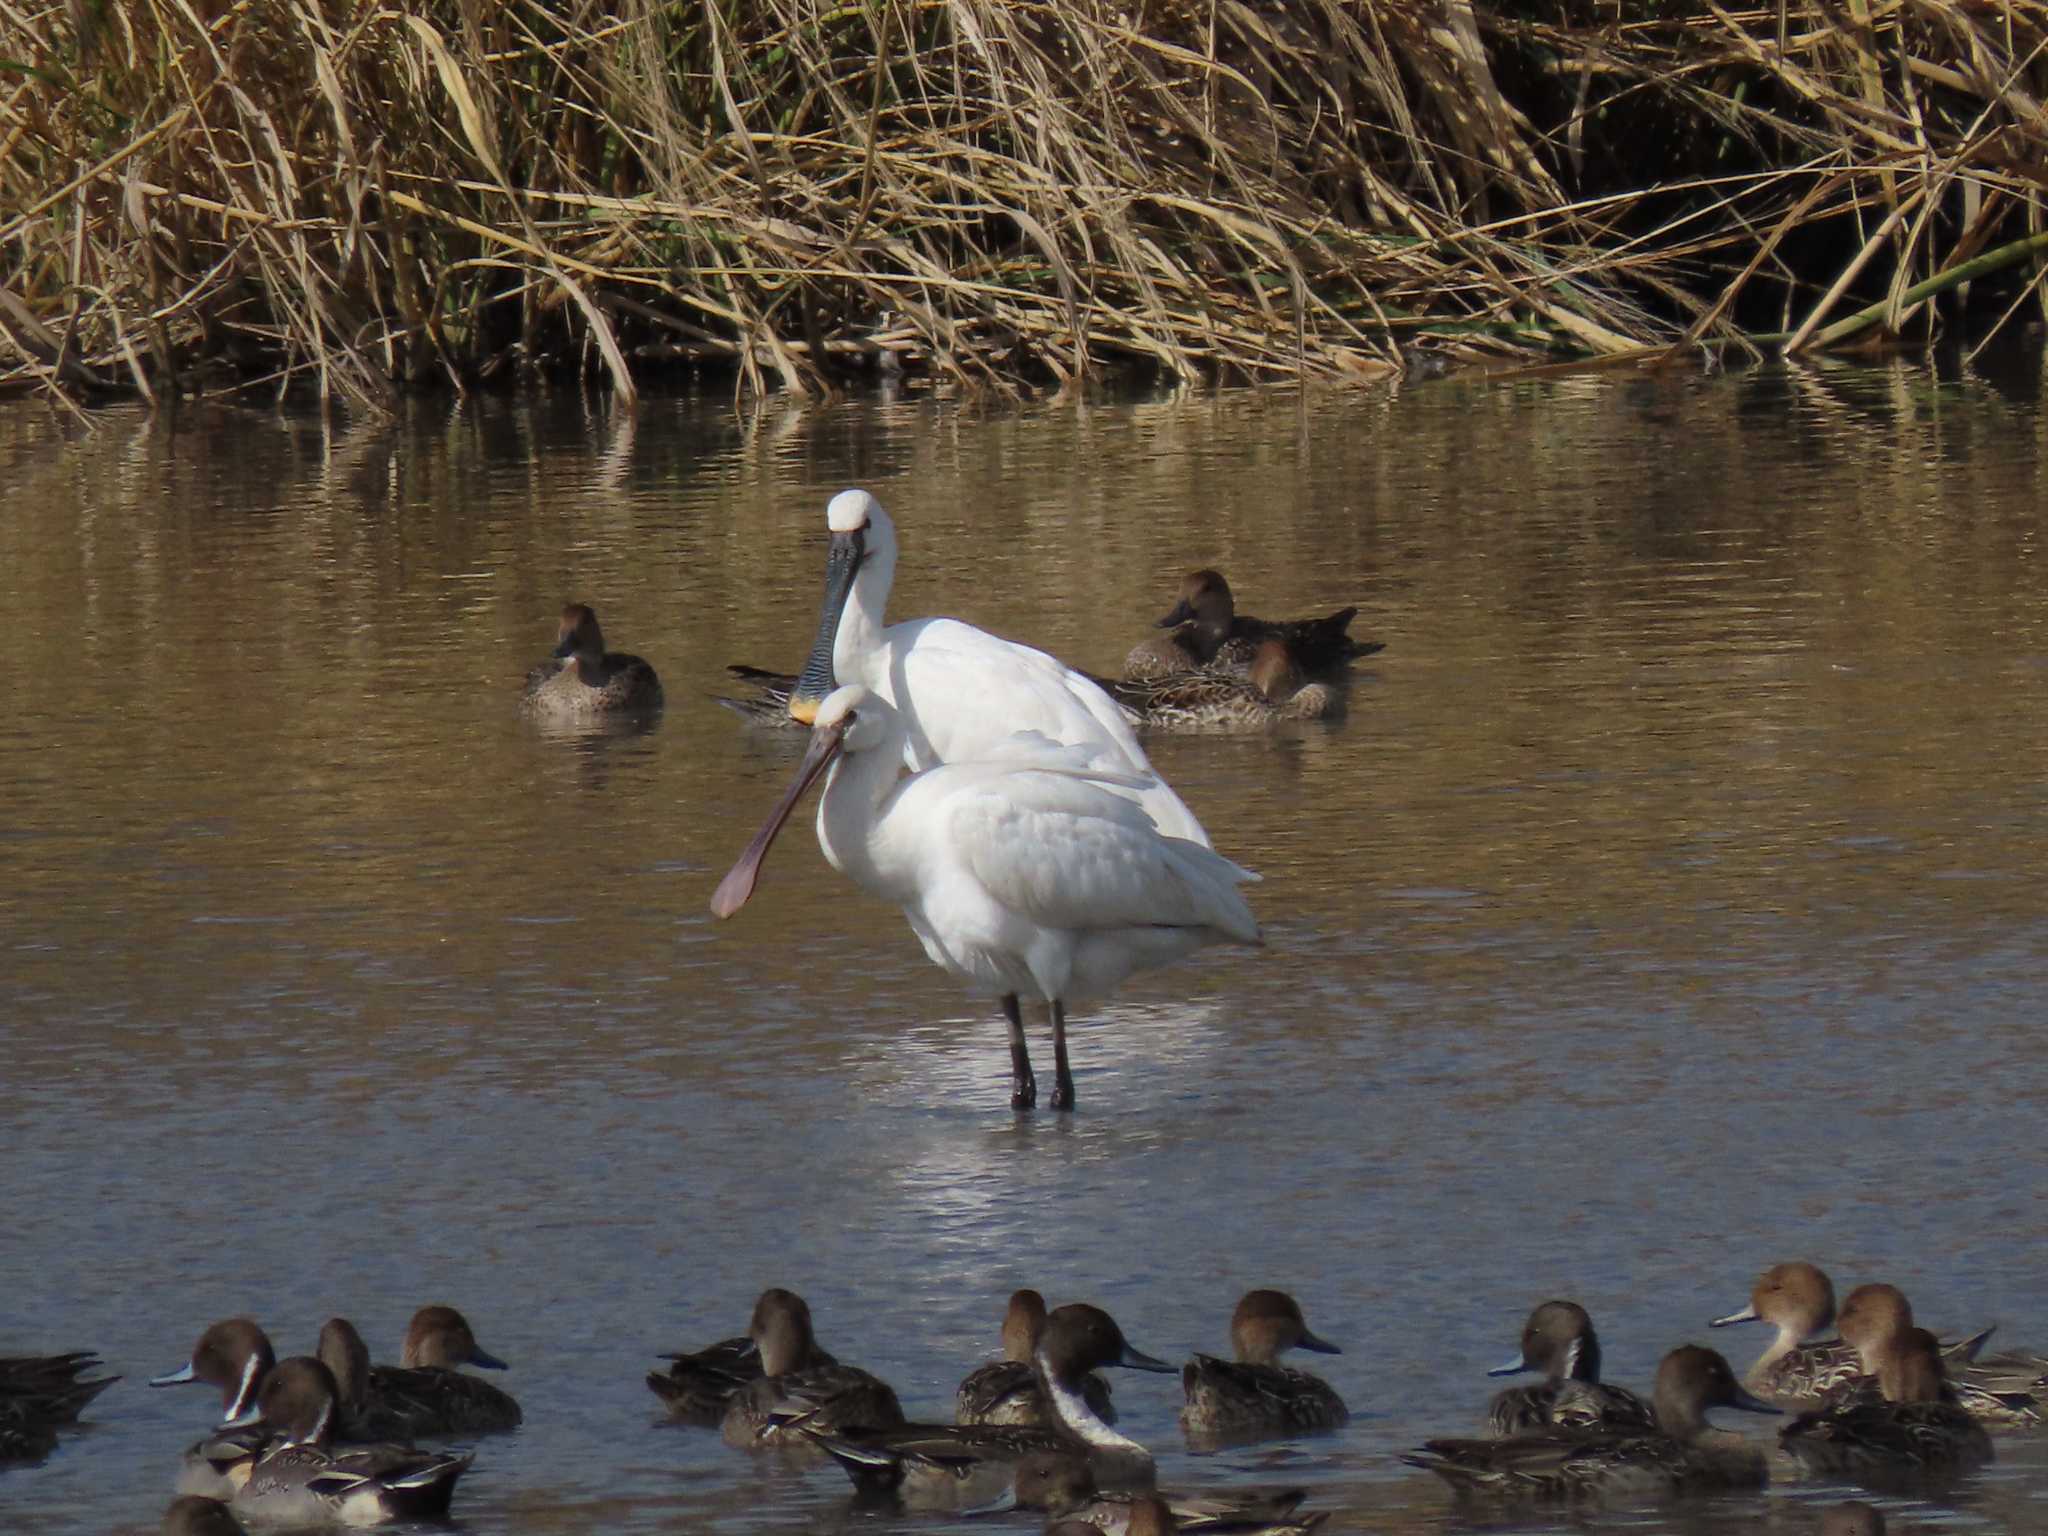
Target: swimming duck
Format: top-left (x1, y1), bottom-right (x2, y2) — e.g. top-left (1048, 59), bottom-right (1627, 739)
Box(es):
top-left (152, 1320), bottom-right (279, 1494)
top-left (798, 1303), bottom-right (1174, 1510)
top-left (1711, 1261), bottom-right (2001, 1411)
top-left (1403, 1344), bottom-right (1779, 1499)
top-left (520, 603), bottom-right (663, 715)
top-left (957, 1289), bottom-right (1116, 1427)
top-left (1778, 1284), bottom-right (1994, 1479)
top-left (160, 1495), bottom-right (248, 1536)
top-left (1123, 570), bottom-right (1382, 683)
top-left (647, 1327), bottom-right (782, 1425)
top-left (719, 1288), bottom-right (902, 1451)
top-left (1113, 641), bottom-right (1335, 729)
top-left (1180, 1290), bottom-right (1347, 1446)
top-left (1485, 1300), bottom-right (1655, 1436)
top-left (318, 1307), bottom-right (520, 1438)
top-left (0, 1351), bottom-right (117, 1464)
top-left (1010, 1451), bottom-right (1327, 1536)
top-left (218, 1356), bottom-right (471, 1525)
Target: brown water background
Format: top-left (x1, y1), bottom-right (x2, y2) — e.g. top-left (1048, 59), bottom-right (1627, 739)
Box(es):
top-left (2, 361), bottom-right (2046, 1534)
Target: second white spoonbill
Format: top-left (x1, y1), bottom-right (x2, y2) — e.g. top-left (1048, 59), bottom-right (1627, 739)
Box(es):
top-left (713, 685), bottom-right (1260, 1110)
top-left (785, 489), bottom-right (1211, 846)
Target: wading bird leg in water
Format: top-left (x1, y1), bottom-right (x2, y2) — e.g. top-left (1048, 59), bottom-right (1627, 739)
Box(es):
top-left (1004, 995), bottom-right (1036, 1109)
top-left (1050, 1002), bottom-right (1075, 1112)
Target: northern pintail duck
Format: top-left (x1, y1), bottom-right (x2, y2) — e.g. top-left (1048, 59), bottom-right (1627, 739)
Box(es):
top-left (719, 1288), bottom-right (902, 1451)
top-left (1123, 570), bottom-right (1382, 683)
top-left (152, 1320), bottom-right (279, 1495)
top-left (1485, 1300), bottom-right (1655, 1436)
top-left (218, 1356), bottom-right (471, 1525)
top-left (1711, 1261), bottom-right (2000, 1411)
top-left (1404, 1344), bottom-right (1778, 1498)
top-left (0, 1351), bottom-right (117, 1464)
top-left (1114, 641), bottom-right (1334, 729)
top-left (1180, 1290), bottom-right (1347, 1446)
top-left (1819, 1501), bottom-right (1886, 1536)
top-left (318, 1307), bottom-right (520, 1438)
top-left (521, 603), bottom-right (663, 716)
top-left (161, 1495), bottom-right (248, 1536)
top-left (1778, 1284), bottom-right (1994, 1479)
top-left (799, 1303), bottom-right (1174, 1510)
top-left (1010, 1451), bottom-right (1327, 1536)
top-left (957, 1289), bottom-right (1116, 1428)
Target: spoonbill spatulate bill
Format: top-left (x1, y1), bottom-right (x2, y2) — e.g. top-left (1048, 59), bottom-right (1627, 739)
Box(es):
top-left (712, 685), bottom-right (1260, 1111)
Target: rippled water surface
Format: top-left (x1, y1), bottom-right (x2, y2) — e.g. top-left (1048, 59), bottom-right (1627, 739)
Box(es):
top-left (4, 362), bottom-right (2047, 1536)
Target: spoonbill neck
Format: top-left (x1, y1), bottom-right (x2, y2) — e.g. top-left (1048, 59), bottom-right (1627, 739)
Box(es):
top-left (815, 706), bottom-right (912, 892)
top-left (832, 527), bottom-right (895, 689)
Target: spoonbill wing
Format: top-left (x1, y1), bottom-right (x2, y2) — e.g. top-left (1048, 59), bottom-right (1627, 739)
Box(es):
top-left (937, 769), bottom-right (1260, 942)
top-left (881, 619), bottom-right (1210, 844)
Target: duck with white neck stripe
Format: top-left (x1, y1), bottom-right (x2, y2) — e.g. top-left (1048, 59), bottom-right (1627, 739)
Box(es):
top-left (795, 1302), bottom-right (1174, 1511)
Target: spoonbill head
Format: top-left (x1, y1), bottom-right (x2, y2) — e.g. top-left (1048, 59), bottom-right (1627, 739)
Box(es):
top-left (713, 684), bottom-right (1259, 1110)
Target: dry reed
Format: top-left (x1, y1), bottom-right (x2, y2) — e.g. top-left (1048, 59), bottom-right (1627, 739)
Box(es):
top-left (4, 1), bottom-right (2047, 410)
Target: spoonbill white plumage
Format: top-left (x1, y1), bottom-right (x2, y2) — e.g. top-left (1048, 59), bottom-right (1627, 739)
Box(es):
top-left (712, 685), bottom-right (1260, 1110)
top-left (784, 489), bottom-right (1212, 847)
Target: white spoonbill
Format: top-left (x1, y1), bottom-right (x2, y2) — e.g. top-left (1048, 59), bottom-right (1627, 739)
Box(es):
top-left (785, 489), bottom-right (1212, 847)
top-left (712, 685), bottom-right (1260, 1110)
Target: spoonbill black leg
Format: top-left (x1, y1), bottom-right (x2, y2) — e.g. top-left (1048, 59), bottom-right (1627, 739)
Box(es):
top-left (1050, 1000), bottom-right (1076, 1111)
top-left (1003, 994), bottom-right (1037, 1109)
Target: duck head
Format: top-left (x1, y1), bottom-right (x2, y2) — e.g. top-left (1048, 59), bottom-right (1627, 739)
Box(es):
top-left (1157, 569), bottom-right (1235, 658)
top-left (1230, 1289), bottom-right (1341, 1366)
top-left (150, 1318), bottom-right (275, 1419)
top-left (552, 604), bottom-right (606, 664)
top-left (1491, 1299), bottom-right (1600, 1383)
top-left (1035, 1303), bottom-right (1173, 1384)
top-left (403, 1305), bottom-right (508, 1370)
top-left (1711, 1260), bottom-right (1836, 1341)
top-left (220, 1356), bottom-right (341, 1448)
top-left (1651, 1345), bottom-right (1779, 1437)
top-left (1001, 1288), bottom-right (1051, 1364)
top-left (749, 1288), bottom-right (822, 1377)
top-left (316, 1318), bottom-right (372, 1412)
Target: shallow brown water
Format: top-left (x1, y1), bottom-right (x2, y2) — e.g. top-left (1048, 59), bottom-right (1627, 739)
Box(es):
top-left (3, 362), bottom-right (2047, 1536)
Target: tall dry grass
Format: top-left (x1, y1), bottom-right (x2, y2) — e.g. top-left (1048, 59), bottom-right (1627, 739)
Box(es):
top-left (4, 2), bottom-right (2047, 410)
